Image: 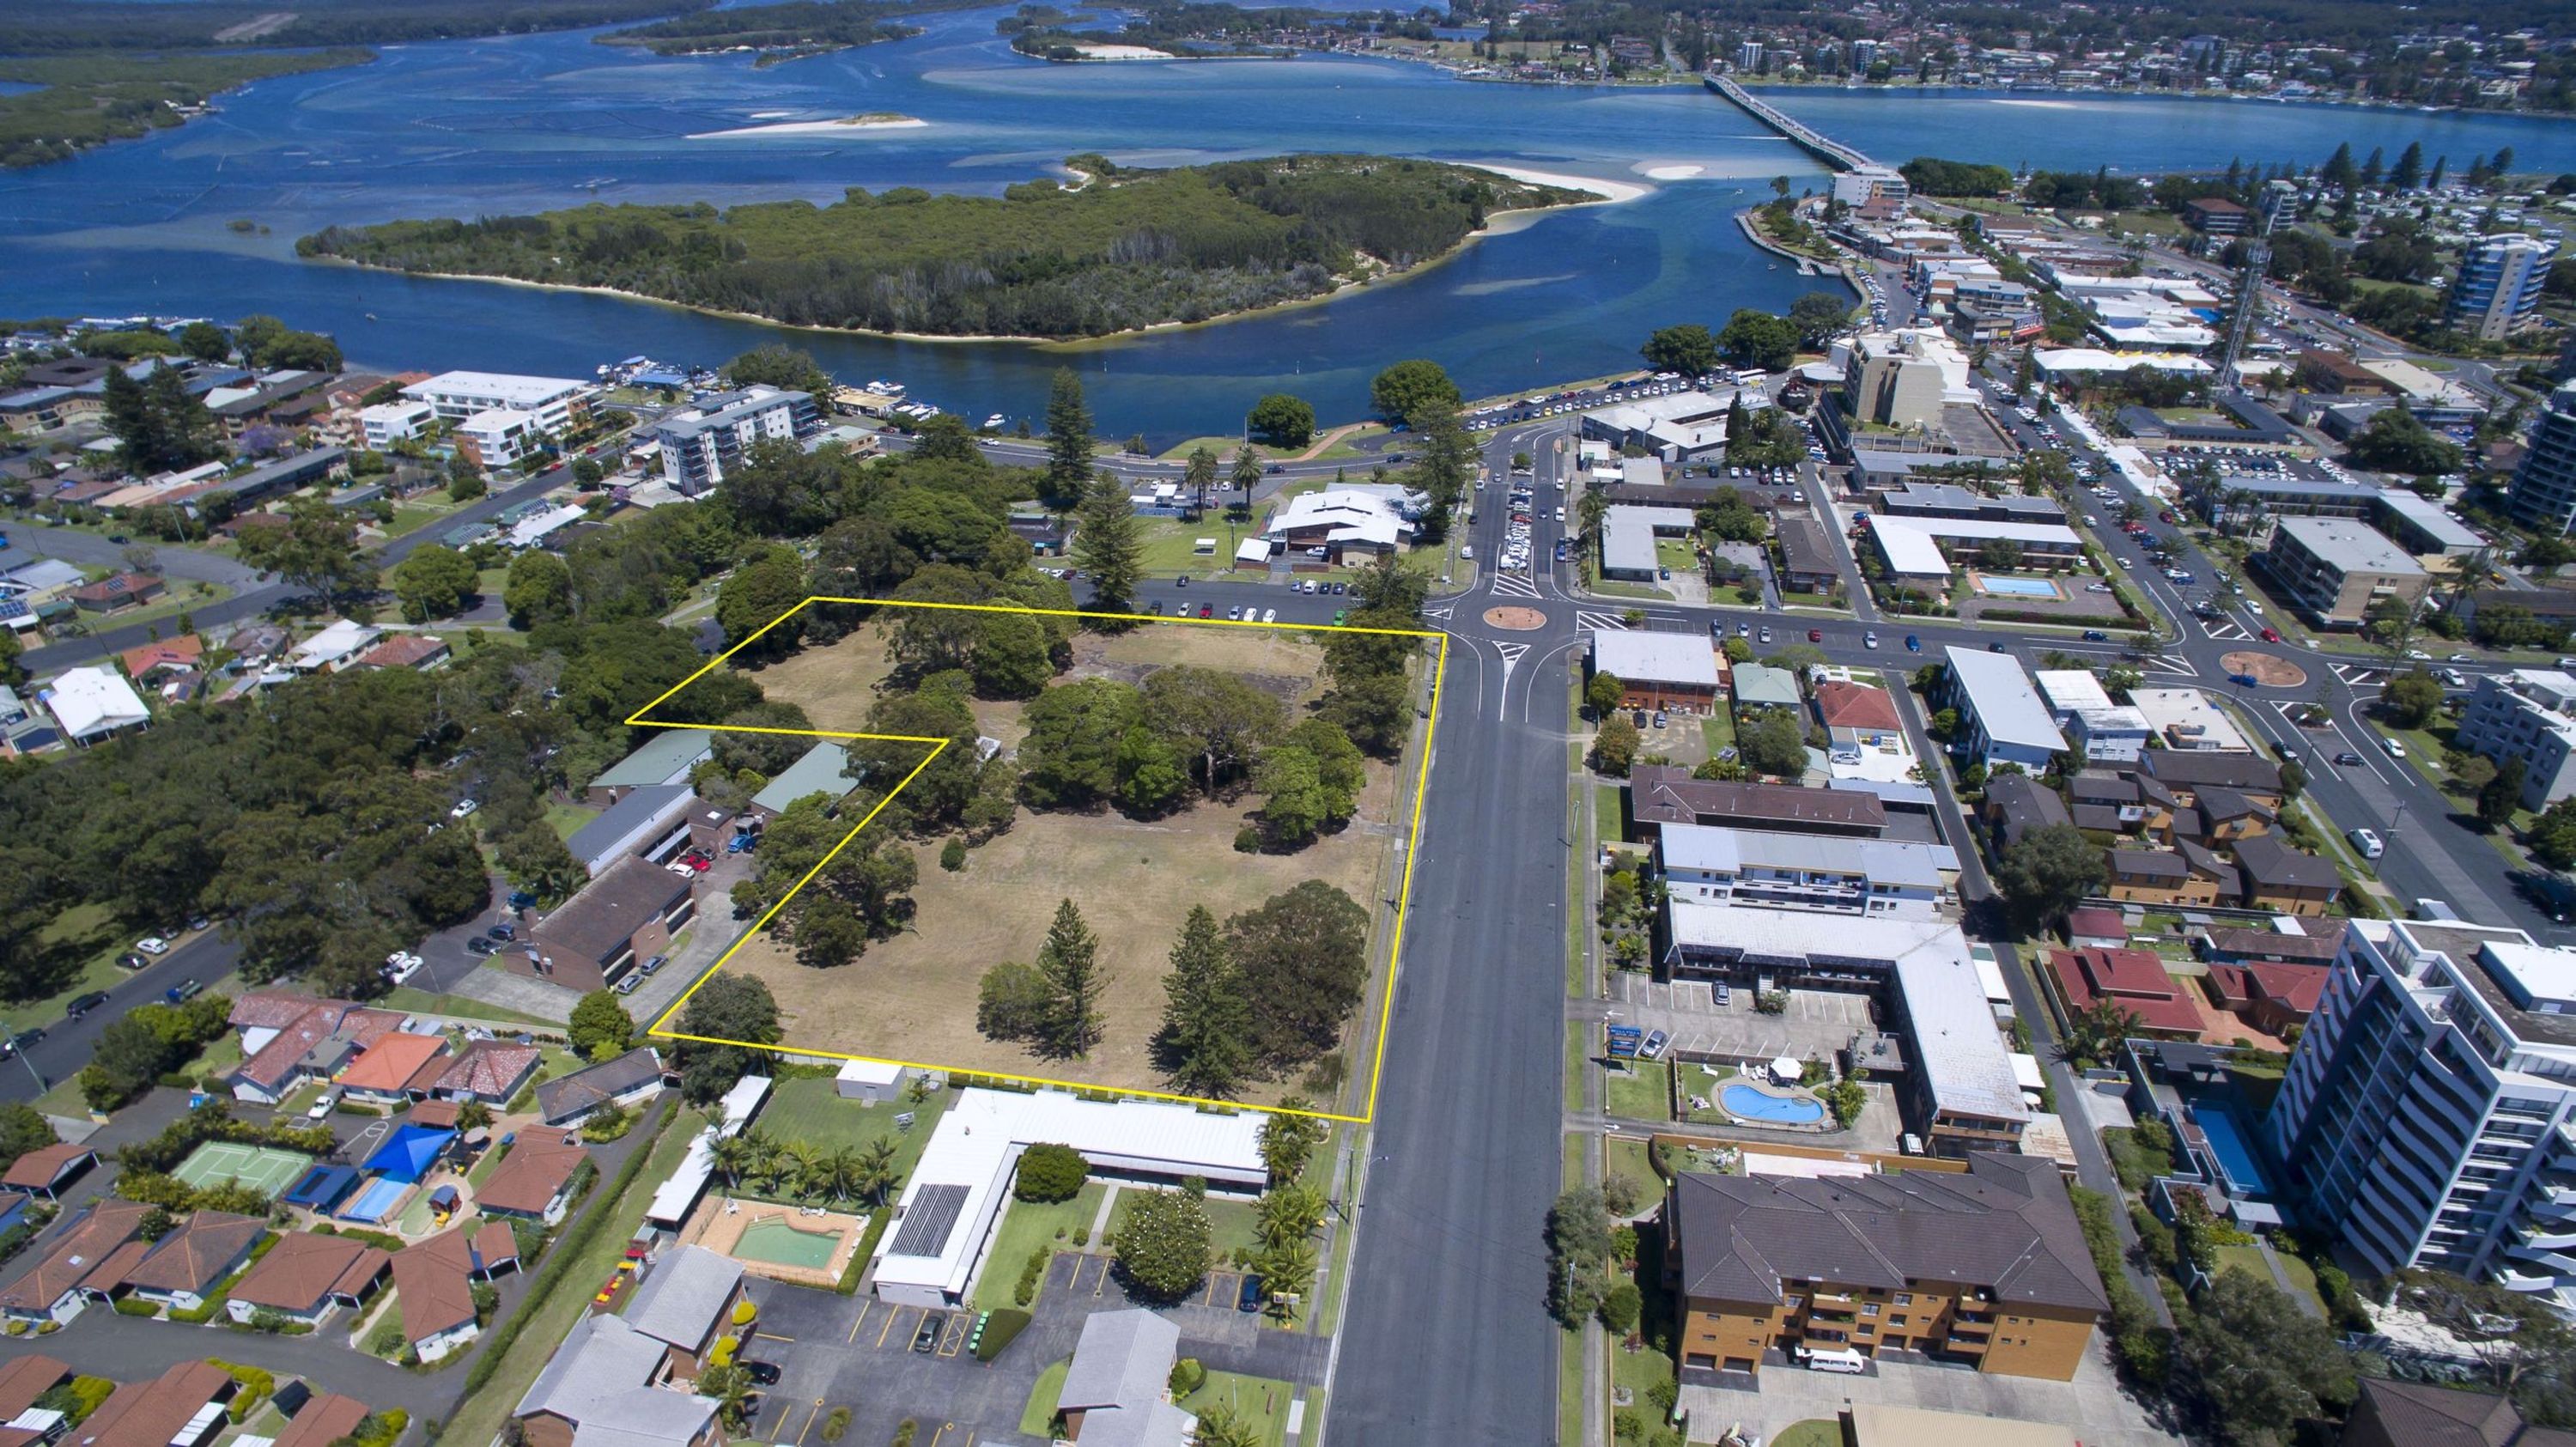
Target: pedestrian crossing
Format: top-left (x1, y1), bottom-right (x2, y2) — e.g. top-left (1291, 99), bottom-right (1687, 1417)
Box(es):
top-left (1488, 573), bottom-right (1541, 599)
top-left (1573, 610), bottom-right (1630, 632)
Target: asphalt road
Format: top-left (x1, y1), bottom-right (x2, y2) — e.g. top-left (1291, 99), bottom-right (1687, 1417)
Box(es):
top-left (0, 930), bottom-right (242, 1100)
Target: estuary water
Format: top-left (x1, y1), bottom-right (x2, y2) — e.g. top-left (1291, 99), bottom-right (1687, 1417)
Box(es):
top-left (2, 6), bottom-right (2572, 437)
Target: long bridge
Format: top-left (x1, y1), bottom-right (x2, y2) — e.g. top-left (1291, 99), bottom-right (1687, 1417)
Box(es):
top-left (1704, 74), bottom-right (1876, 173)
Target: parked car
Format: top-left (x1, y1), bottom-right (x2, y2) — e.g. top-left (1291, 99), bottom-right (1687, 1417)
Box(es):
top-left (616, 973), bottom-right (643, 995)
top-left (2348, 827), bottom-right (2385, 860)
top-left (450, 799), bottom-right (479, 820)
top-left (743, 1361), bottom-right (781, 1387)
top-left (0, 1029), bottom-right (46, 1059)
top-left (1640, 1030), bottom-right (1670, 1061)
top-left (134, 936), bottom-right (169, 956)
top-left (1238, 1275), bottom-right (1267, 1312)
top-left (914, 1314), bottom-right (945, 1353)
top-left (118, 951), bottom-right (149, 971)
top-left (488, 922), bottom-right (517, 941)
top-left (465, 937), bottom-right (501, 957)
top-left (641, 954), bottom-right (667, 976)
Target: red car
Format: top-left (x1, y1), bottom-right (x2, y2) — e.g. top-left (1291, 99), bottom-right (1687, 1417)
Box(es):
top-left (1807, 629), bottom-right (1823, 642)
top-left (2261, 627), bottom-right (2281, 643)
top-left (1198, 604), bottom-right (1212, 618)
top-left (2159, 510), bottom-right (2178, 525)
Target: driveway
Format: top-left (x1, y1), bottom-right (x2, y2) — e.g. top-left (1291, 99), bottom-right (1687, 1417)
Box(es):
top-left (1681, 1340), bottom-right (2183, 1447)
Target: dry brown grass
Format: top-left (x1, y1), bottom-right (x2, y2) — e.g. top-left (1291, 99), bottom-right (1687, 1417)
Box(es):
top-left (683, 612), bottom-right (1419, 1107)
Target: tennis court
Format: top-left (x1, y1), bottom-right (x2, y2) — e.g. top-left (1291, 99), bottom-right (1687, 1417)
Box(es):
top-left (173, 1141), bottom-right (313, 1198)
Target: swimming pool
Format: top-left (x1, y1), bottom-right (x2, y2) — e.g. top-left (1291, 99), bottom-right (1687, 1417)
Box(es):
top-left (733, 1217), bottom-right (841, 1270)
top-left (2191, 1103), bottom-right (2273, 1195)
top-left (1976, 576), bottom-right (2060, 598)
top-left (1722, 1083), bottom-right (1827, 1125)
top-left (337, 1176), bottom-right (410, 1225)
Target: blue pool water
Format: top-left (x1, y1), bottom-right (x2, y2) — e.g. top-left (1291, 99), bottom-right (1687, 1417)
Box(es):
top-left (1722, 1083), bottom-right (1827, 1125)
top-left (2192, 1103), bottom-right (2273, 1195)
top-left (337, 1176), bottom-right (409, 1224)
top-left (1977, 576), bottom-right (2060, 598)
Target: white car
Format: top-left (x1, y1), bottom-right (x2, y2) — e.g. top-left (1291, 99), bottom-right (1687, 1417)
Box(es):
top-left (1261, 608), bottom-right (1277, 623)
top-left (135, 936), bottom-right (169, 956)
top-left (450, 799), bottom-right (479, 820)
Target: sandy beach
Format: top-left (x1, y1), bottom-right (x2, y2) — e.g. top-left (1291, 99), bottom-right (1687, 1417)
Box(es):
top-left (687, 115), bottom-right (928, 139)
top-left (1474, 164), bottom-right (1651, 205)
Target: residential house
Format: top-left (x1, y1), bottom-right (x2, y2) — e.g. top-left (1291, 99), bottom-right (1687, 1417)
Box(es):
top-left (1590, 631), bottom-right (1721, 716)
top-left (67, 1359), bottom-right (234, 1447)
top-left (1056, 1309), bottom-right (1194, 1447)
top-left (1983, 772), bottom-right (2071, 850)
top-left (223, 1231), bottom-right (389, 1328)
top-left (67, 573), bottom-right (163, 615)
top-left (0, 1192), bottom-right (30, 1238)
top-left (112, 1212), bottom-right (266, 1313)
top-left (0, 1201), bottom-right (148, 1324)
top-left (1773, 515), bottom-right (1840, 593)
top-left (40, 667), bottom-right (149, 746)
top-left (269, 1396), bottom-right (373, 1447)
top-left (2069, 772), bottom-right (2177, 839)
top-left (2, 1145), bottom-right (95, 1200)
top-left (2336, 1378), bottom-right (2576, 1447)
top-left (224, 996), bottom-right (404, 1105)
top-left (2138, 750), bottom-right (2281, 807)
top-left (1666, 1153), bottom-right (2107, 1383)
top-left (0, 1357), bottom-right (70, 1424)
top-left (520, 857), bottom-right (696, 994)
top-left (1626, 765), bottom-right (1887, 841)
top-left (1814, 681), bottom-right (1902, 750)
top-left (619, 1245), bottom-right (752, 1383)
top-left (350, 635), bottom-right (452, 672)
top-left (2203, 925), bottom-right (2340, 967)
top-left (288, 620), bottom-right (382, 674)
top-left (2234, 834), bottom-right (2342, 915)
top-left (513, 1315), bottom-right (723, 1447)
top-left (536, 1048), bottom-right (665, 1129)
top-left (389, 1223), bottom-right (519, 1363)
top-left (2063, 907), bottom-right (2127, 950)
top-left (116, 636), bottom-right (203, 685)
top-left (1729, 663), bottom-right (1803, 714)
top-left (2105, 848), bottom-right (2227, 906)
top-left (2204, 961), bottom-right (2327, 1038)
top-left (432, 1043), bottom-right (542, 1105)
top-left (2044, 948), bottom-right (2204, 1038)
top-left (2069, 708), bottom-right (2153, 764)
top-left (475, 1138), bottom-right (590, 1226)
top-left (334, 1033), bottom-right (449, 1104)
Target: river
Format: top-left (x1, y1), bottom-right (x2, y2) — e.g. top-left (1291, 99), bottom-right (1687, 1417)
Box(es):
top-left (3, 8), bottom-right (2571, 438)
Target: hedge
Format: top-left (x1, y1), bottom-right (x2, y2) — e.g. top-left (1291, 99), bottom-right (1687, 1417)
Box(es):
top-left (836, 1208), bottom-right (890, 1296)
top-left (1974, 608), bottom-right (2142, 630)
top-left (210, 1361), bottom-right (274, 1422)
top-left (973, 1307), bottom-right (1031, 1362)
top-left (460, 1101), bottom-right (674, 1395)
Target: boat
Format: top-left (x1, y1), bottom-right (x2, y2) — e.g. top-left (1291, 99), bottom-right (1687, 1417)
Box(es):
top-left (866, 379), bottom-right (907, 396)
top-left (981, 414), bottom-right (1007, 430)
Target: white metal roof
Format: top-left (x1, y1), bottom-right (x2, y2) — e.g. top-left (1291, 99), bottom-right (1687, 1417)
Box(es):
top-left (1590, 630), bottom-right (1719, 688)
top-left (1657, 824), bottom-right (1955, 888)
top-left (39, 666), bottom-right (146, 741)
top-left (870, 1089), bottom-right (1265, 1303)
top-left (404, 370), bottom-right (590, 407)
top-left (2032, 669), bottom-right (2112, 716)
top-left (1602, 508), bottom-right (1659, 575)
top-left (835, 1059), bottom-right (903, 1086)
top-left (1942, 646), bottom-right (2069, 755)
top-left (1867, 518), bottom-right (1952, 577)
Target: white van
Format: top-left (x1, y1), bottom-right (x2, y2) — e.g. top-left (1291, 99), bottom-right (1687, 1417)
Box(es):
top-left (2349, 828), bottom-right (2385, 860)
top-left (1799, 1347), bottom-right (1868, 1375)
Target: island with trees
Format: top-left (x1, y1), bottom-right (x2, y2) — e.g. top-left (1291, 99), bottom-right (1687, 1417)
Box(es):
top-left (295, 154), bottom-right (1589, 339)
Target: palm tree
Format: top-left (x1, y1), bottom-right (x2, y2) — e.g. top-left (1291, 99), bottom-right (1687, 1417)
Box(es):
top-left (698, 1364), bottom-right (753, 1432)
top-left (1255, 1183), bottom-right (1322, 1248)
top-left (710, 1134), bottom-right (755, 1190)
top-left (1250, 1236), bottom-right (1319, 1322)
top-left (2450, 545), bottom-right (2501, 619)
top-left (775, 1140), bottom-right (822, 1199)
top-left (811, 1146), bottom-right (863, 1207)
top-left (854, 1138), bottom-right (900, 1207)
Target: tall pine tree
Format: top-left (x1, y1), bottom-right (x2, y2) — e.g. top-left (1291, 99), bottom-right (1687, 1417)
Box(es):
top-left (1036, 897), bottom-right (1105, 1059)
top-left (1072, 471), bottom-right (1145, 617)
top-left (1160, 905), bottom-right (1252, 1098)
top-left (1043, 368), bottom-right (1094, 512)
top-left (2391, 141), bottom-right (2425, 191)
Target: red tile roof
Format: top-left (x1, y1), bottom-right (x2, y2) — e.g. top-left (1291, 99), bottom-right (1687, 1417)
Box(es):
top-left (68, 1359), bottom-right (230, 1447)
top-left (228, 1231), bottom-right (390, 1313)
top-left (337, 1033), bottom-right (447, 1094)
top-left (392, 1224), bottom-right (516, 1342)
top-left (2240, 961), bottom-right (2327, 1016)
top-left (0, 1356), bottom-right (69, 1419)
top-left (2064, 906), bottom-right (2126, 940)
top-left (1814, 680), bottom-right (1901, 733)
top-left (353, 635), bottom-right (448, 671)
top-left (2045, 946), bottom-right (2204, 1037)
top-left (1, 1143), bottom-right (93, 1191)
top-left (434, 1043), bottom-right (539, 1101)
top-left (116, 635), bottom-right (203, 679)
top-left (113, 1211), bottom-right (264, 1296)
top-left (270, 1395), bottom-right (370, 1447)
top-left (475, 1137), bottom-right (587, 1217)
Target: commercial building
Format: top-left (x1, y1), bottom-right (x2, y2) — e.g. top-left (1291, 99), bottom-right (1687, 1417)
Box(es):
top-left (402, 371), bottom-right (592, 434)
top-left (647, 386), bottom-right (821, 495)
top-left (1667, 1153), bottom-right (2105, 1383)
top-left (1653, 824), bottom-right (1953, 918)
top-left (1830, 163), bottom-right (1911, 220)
top-left (2445, 233), bottom-right (2554, 343)
top-left (2509, 384), bottom-right (2576, 538)
top-left (1598, 506), bottom-right (1662, 581)
top-left (2455, 670), bottom-right (2576, 810)
top-left (1661, 906), bottom-right (2030, 1156)
top-left (2270, 919), bottom-right (2576, 1309)
top-left (1773, 514), bottom-right (1840, 593)
top-left (588, 727), bottom-right (716, 805)
top-left (1839, 329), bottom-right (1978, 433)
top-left (520, 856), bottom-right (696, 994)
top-left (1589, 631), bottom-right (1720, 714)
top-left (1578, 389), bottom-right (1748, 463)
top-left (867, 1089), bottom-right (1265, 1308)
top-left (2182, 196), bottom-right (2251, 234)
top-left (2257, 516), bottom-right (2430, 629)
top-left (1932, 646), bottom-right (2068, 774)
top-left (2373, 488), bottom-right (2487, 556)
top-left (2128, 687), bottom-right (2251, 753)
top-left (1260, 488), bottom-right (1415, 565)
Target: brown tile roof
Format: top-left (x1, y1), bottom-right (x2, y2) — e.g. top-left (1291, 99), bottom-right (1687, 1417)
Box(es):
top-left (2234, 833), bottom-right (2342, 893)
top-left (1628, 764), bottom-right (1886, 833)
top-left (1672, 1152), bottom-right (2109, 1316)
top-left (435, 1042), bottom-right (540, 1101)
top-left (475, 1220), bottom-right (519, 1270)
top-left (536, 855), bottom-right (693, 966)
top-left (228, 1231), bottom-right (390, 1313)
top-left (390, 1230), bottom-right (483, 1341)
top-left (2205, 926), bottom-right (2340, 964)
top-left (116, 1211), bottom-right (264, 1297)
top-left (2348, 1379), bottom-right (2560, 1447)
top-left (2063, 906), bottom-right (2126, 940)
top-left (407, 1100), bottom-right (462, 1130)
top-left (1814, 681), bottom-right (1901, 733)
top-left (353, 635), bottom-right (448, 671)
top-left (0, 1356), bottom-right (69, 1419)
top-left (234, 1000), bottom-right (405, 1091)
top-left (270, 1395), bottom-right (371, 1447)
top-left (337, 1033), bottom-right (447, 1094)
top-left (476, 1137), bottom-right (588, 1217)
top-left (2, 1143), bottom-right (94, 1191)
top-left (2110, 848), bottom-right (2187, 880)
top-left (228, 990), bottom-right (326, 1031)
top-left (68, 1359), bottom-right (231, 1447)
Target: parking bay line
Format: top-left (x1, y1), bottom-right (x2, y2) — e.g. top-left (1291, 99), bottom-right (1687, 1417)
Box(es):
top-left (755, 1331), bottom-right (794, 1342)
top-left (876, 1304), bottom-right (911, 1349)
top-left (847, 1301), bottom-right (872, 1343)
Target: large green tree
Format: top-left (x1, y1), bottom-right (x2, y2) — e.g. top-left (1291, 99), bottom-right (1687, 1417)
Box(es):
top-left (1042, 368), bottom-right (1095, 510)
top-left (671, 975), bottom-right (782, 1102)
top-left (568, 990), bottom-right (637, 1061)
top-left (1994, 823), bottom-right (2107, 930)
top-left (1226, 880), bottom-right (1369, 1069)
top-left (1072, 474), bottom-right (1145, 615)
top-left (1112, 1181), bottom-right (1213, 1303)
top-left (715, 544), bottom-right (811, 660)
top-left (1716, 308), bottom-right (1800, 371)
top-left (1158, 904), bottom-right (1253, 1098)
top-left (502, 551), bottom-right (575, 629)
top-left (1246, 393), bottom-right (1315, 448)
top-left (1406, 398), bottom-right (1473, 539)
top-left (1034, 897), bottom-right (1106, 1060)
top-left (1368, 359), bottom-right (1458, 423)
top-left (236, 498), bottom-right (374, 605)
top-left (391, 544), bottom-right (477, 623)
top-left (1639, 324), bottom-right (1717, 376)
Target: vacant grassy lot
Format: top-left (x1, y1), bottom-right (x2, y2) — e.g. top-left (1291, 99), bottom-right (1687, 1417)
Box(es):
top-left (723, 615), bottom-right (1419, 1107)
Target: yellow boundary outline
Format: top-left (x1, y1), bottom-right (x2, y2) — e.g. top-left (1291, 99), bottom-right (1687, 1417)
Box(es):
top-left (624, 597), bottom-right (1449, 1124)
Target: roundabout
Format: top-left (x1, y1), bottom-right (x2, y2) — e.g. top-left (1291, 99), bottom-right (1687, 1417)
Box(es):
top-left (2219, 650), bottom-right (2308, 689)
top-left (1483, 605), bottom-right (1549, 631)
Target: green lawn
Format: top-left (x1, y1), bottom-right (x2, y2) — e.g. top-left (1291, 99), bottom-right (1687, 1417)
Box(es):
top-left (1179, 1371), bottom-right (1295, 1447)
top-left (1201, 1196), bottom-right (1265, 1265)
top-left (754, 1075), bottom-right (951, 1189)
top-left (544, 801), bottom-right (597, 842)
top-left (1700, 708), bottom-right (1737, 760)
top-left (1605, 1136), bottom-right (1656, 1201)
top-left (1771, 1423), bottom-right (1842, 1447)
top-left (1558, 1327), bottom-right (1588, 1447)
top-left (1564, 1021), bottom-right (1589, 1117)
top-left (1593, 781), bottom-right (1625, 847)
top-left (1136, 516), bottom-right (1250, 577)
top-left (1020, 1359), bottom-right (1071, 1438)
top-left (3, 903), bottom-right (159, 1031)
top-left (438, 1106), bottom-right (690, 1447)
top-left (972, 1183), bottom-right (1107, 1312)
top-left (1604, 1060), bottom-right (1670, 1123)
top-left (1589, 580), bottom-right (1675, 602)
top-left (380, 987), bottom-right (563, 1029)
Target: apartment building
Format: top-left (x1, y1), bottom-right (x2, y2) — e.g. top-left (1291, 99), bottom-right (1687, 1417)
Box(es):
top-left (359, 400), bottom-right (436, 450)
top-left (646, 386), bottom-right (820, 495)
top-left (1667, 1153), bottom-right (2105, 1383)
top-left (2257, 515), bottom-right (2429, 629)
top-left (402, 371), bottom-right (592, 434)
top-left (453, 409), bottom-right (544, 471)
top-left (1652, 824), bottom-right (1953, 918)
top-left (1839, 328), bottom-right (1978, 433)
top-left (2509, 383), bottom-right (2576, 538)
top-left (2456, 669), bottom-right (2576, 809)
top-left (2269, 919), bottom-right (2576, 1308)
top-left (2445, 233), bottom-right (2554, 344)
top-left (1933, 646), bottom-right (2069, 774)
top-left (1830, 163), bottom-right (1911, 220)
